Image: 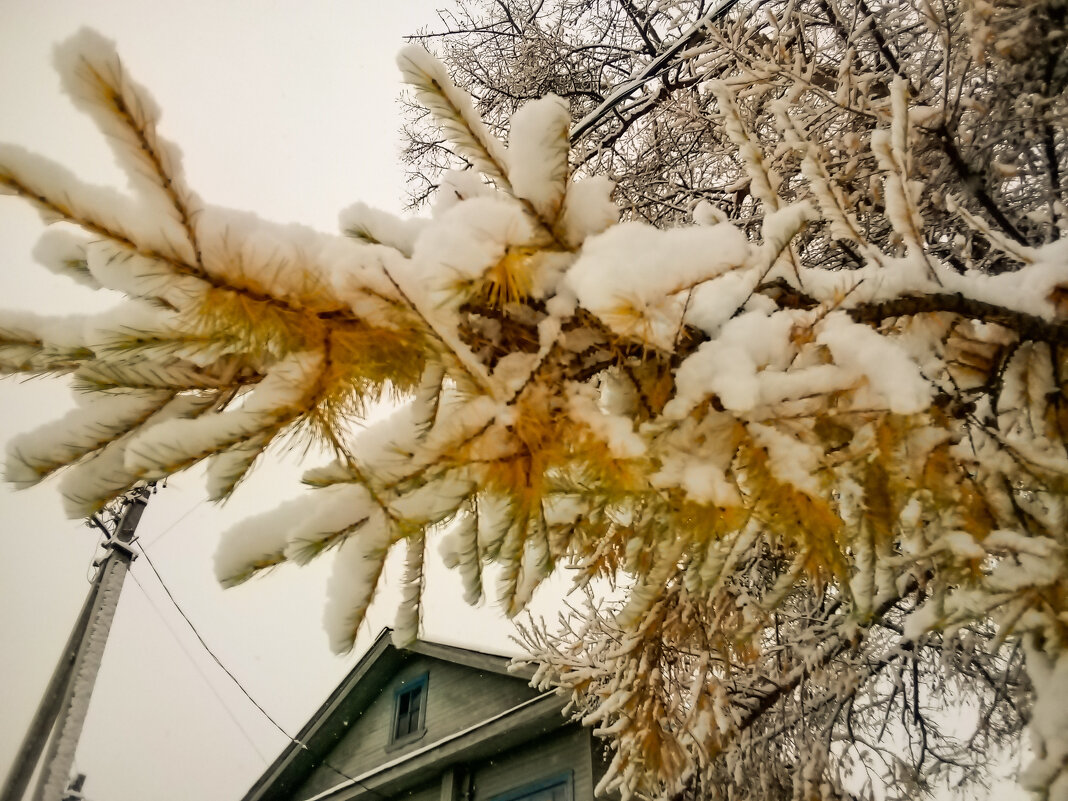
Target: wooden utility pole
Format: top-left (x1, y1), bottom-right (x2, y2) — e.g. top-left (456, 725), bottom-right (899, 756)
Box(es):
top-left (0, 489), bottom-right (149, 801)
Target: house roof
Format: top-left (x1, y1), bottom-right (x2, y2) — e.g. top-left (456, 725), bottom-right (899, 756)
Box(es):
top-left (240, 629), bottom-right (563, 801)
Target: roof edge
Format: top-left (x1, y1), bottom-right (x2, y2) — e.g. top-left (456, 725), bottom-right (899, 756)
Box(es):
top-left (406, 638), bottom-right (535, 680)
top-left (241, 628), bottom-right (396, 801)
top-left (240, 628), bottom-right (539, 801)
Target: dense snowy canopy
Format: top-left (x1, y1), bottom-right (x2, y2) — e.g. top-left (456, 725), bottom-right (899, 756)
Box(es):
top-left (1, 8), bottom-right (1067, 800)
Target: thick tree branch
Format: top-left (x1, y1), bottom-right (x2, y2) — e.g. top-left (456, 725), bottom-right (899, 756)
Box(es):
top-left (849, 294), bottom-right (1068, 344)
top-left (755, 280), bottom-right (1068, 344)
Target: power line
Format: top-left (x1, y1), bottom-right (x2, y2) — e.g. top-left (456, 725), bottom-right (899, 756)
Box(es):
top-left (126, 570), bottom-right (271, 763)
top-left (142, 497), bottom-right (207, 547)
top-left (132, 542), bottom-right (293, 739)
top-left (132, 541), bottom-right (388, 799)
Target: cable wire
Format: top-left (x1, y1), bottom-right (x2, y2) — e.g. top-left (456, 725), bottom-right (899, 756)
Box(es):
top-left (127, 570), bottom-right (271, 763)
top-left (142, 497), bottom-right (207, 547)
top-left (132, 541), bottom-right (388, 799)
top-left (134, 542), bottom-right (287, 733)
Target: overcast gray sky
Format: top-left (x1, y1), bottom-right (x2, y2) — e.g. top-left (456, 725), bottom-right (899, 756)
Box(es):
top-left (0, 4), bottom-right (569, 799)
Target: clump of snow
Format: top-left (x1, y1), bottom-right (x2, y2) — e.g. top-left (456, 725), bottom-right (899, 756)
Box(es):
top-left (58, 393), bottom-right (216, 518)
top-left (988, 550), bottom-right (1063, 594)
top-left (339, 201), bottom-right (428, 257)
top-left (124, 351), bottom-right (321, 479)
top-left (937, 531), bottom-right (986, 560)
top-left (195, 206), bottom-right (346, 313)
top-left (708, 80), bottom-right (779, 212)
top-left (336, 401), bottom-right (425, 484)
top-left (389, 475), bottom-right (473, 526)
top-left (204, 435), bottom-right (269, 501)
top-left (684, 267), bottom-right (761, 335)
top-left (756, 202), bottom-right (817, 263)
top-left (323, 509), bottom-right (393, 653)
top-left (475, 492), bottom-right (513, 554)
top-left (985, 529), bottom-right (1059, 558)
top-left (664, 309), bottom-right (799, 417)
top-left (0, 309), bottom-right (91, 351)
top-left (749, 423), bottom-right (822, 497)
top-left (903, 601), bottom-right (942, 640)
top-left (284, 483), bottom-right (381, 564)
top-left (936, 240), bottom-right (1068, 320)
top-left (564, 221), bottom-right (750, 351)
top-left (80, 299), bottom-right (180, 353)
top-left (781, 236), bottom-right (1068, 326)
top-left (392, 534), bottom-right (427, 647)
top-left (0, 143), bottom-right (194, 263)
top-left (438, 512), bottom-right (483, 605)
top-left (509, 533), bottom-right (551, 615)
top-left (412, 196), bottom-right (535, 298)
top-left (653, 457), bottom-right (739, 507)
top-left (692, 199), bottom-right (729, 226)
top-left (326, 238), bottom-right (412, 329)
top-left (214, 499), bottom-right (301, 587)
top-left (213, 395), bottom-right (472, 604)
top-left (397, 45), bottom-right (511, 192)
top-left (507, 95), bottom-right (570, 221)
top-left (1021, 639), bottom-right (1068, 801)
top-left (6, 389), bottom-right (171, 487)
top-left (557, 176), bottom-right (618, 247)
top-left (567, 383), bottom-right (647, 459)
top-left (86, 239), bottom-right (208, 309)
top-left (53, 28), bottom-right (200, 252)
top-left (0, 299), bottom-right (175, 367)
top-left (816, 311), bottom-right (933, 414)
top-left (32, 230), bottom-right (98, 289)
top-left (432, 169), bottom-right (497, 216)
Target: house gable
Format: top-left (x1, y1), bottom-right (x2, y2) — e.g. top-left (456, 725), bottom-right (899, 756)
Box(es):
top-left (294, 650), bottom-right (544, 798)
top-left (242, 630), bottom-right (559, 801)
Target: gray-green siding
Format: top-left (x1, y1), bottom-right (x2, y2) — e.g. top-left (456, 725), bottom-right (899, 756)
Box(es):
top-left (293, 654), bottom-right (543, 799)
top-left (389, 781), bottom-right (439, 801)
top-left (470, 724), bottom-right (593, 801)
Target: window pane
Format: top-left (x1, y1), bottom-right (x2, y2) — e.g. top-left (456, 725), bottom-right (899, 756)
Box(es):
top-left (394, 683), bottom-right (424, 740)
top-left (502, 780), bottom-right (569, 801)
